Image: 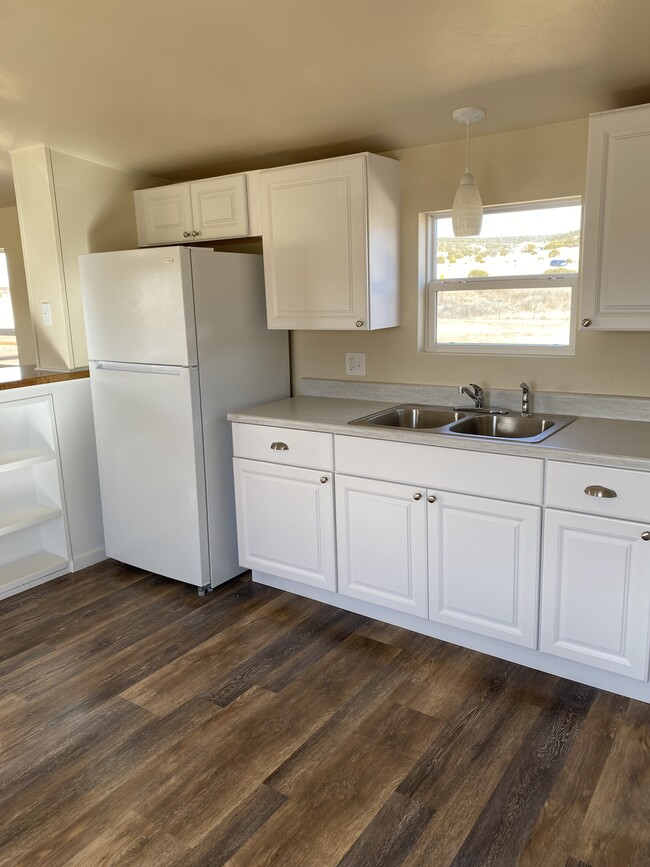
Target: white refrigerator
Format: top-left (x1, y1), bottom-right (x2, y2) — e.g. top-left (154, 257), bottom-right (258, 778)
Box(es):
top-left (79, 246), bottom-right (290, 593)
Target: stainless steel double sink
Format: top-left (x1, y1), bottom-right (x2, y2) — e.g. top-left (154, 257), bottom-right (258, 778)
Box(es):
top-left (348, 404), bottom-right (576, 443)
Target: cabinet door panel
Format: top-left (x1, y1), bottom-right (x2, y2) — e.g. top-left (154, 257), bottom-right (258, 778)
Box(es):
top-left (191, 175), bottom-right (249, 240)
top-left (336, 475), bottom-right (427, 617)
top-left (428, 491), bottom-right (540, 647)
top-left (581, 105), bottom-right (650, 329)
top-left (136, 184), bottom-right (193, 246)
top-left (260, 156), bottom-right (368, 329)
top-left (541, 509), bottom-right (650, 679)
top-left (233, 458), bottom-right (335, 590)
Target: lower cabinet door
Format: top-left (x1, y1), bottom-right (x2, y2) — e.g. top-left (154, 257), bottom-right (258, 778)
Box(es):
top-left (233, 458), bottom-right (336, 590)
top-left (540, 509), bottom-right (650, 680)
top-left (428, 491), bottom-right (541, 647)
top-left (335, 474), bottom-right (428, 617)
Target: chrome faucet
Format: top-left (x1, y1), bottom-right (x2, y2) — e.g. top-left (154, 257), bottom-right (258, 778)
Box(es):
top-left (455, 383), bottom-right (509, 415)
top-left (520, 382), bottom-right (531, 417)
top-left (457, 383), bottom-right (484, 408)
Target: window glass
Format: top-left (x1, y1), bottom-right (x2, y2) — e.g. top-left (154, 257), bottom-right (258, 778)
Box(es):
top-left (434, 205), bottom-right (581, 280)
top-left (0, 252), bottom-right (18, 364)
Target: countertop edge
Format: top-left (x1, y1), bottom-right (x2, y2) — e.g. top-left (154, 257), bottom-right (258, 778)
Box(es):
top-left (228, 397), bottom-right (650, 472)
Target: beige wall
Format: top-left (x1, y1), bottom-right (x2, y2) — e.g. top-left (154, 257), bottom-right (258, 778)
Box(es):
top-left (292, 119), bottom-right (650, 398)
top-left (0, 206), bottom-right (37, 365)
top-left (11, 145), bottom-right (160, 370)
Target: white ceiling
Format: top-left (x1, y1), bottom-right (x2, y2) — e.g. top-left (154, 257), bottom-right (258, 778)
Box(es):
top-left (2, 0), bottom-right (650, 206)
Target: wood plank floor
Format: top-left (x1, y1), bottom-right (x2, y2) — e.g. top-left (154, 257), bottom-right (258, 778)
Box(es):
top-left (1, 561), bottom-right (649, 866)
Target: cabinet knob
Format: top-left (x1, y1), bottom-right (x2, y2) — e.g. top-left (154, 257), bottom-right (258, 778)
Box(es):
top-left (355, 320), bottom-right (364, 328)
top-left (191, 230), bottom-right (200, 237)
top-left (270, 441), bottom-right (289, 451)
top-left (320, 476), bottom-right (328, 484)
top-left (584, 485), bottom-right (617, 499)
top-left (581, 318), bottom-right (592, 327)
top-left (642, 531), bottom-right (650, 541)
top-left (183, 231), bottom-right (191, 238)
top-left (427, 494), bottom-right (436, 503)
top-left (413, 492), bottom-right (422, 501)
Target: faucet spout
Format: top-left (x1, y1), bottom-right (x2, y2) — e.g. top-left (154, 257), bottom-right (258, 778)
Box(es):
top-left (457, 383), bottom-right (484, 409)
top-left (520, 382), bottom-right (531, 417)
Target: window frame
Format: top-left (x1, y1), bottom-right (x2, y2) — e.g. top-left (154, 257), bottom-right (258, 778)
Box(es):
top-left (420, 197), bottom-right (581, 357)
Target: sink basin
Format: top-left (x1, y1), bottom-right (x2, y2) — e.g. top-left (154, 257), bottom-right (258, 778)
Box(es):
top-left (349, 404), bottom-right (465, 430)
top-left (446, 414), bottom-right (575, 443)
top-left (349, 403), bottom-right (576, 443)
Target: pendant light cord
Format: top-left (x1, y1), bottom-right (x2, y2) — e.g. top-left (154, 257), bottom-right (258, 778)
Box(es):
top-left (465, 122), bottom-right (470, 173)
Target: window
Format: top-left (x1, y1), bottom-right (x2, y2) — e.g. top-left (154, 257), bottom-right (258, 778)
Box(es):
top-left (421, 199), bottom-right (581, 355)
top-left (0, 251), bottom-right (18, 365)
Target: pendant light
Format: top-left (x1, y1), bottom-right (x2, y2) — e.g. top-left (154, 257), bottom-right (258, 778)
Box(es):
top-left (451, 106), bottom-right (486, 237)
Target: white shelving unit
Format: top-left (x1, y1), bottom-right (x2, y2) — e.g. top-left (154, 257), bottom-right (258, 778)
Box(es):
top-left (0, 395), bottom-right (71, 598)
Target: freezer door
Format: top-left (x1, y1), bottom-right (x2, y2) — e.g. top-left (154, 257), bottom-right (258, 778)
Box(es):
top-left (80, 247), bottom-right (198, 366)
top-left (89, 361), bottom-right (209, 586)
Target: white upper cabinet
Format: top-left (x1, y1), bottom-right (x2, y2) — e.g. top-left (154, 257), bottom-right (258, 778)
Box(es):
top-left (580, 103), bottom-right (650, 330)
top-left (135, 174), bottom-right (250, 246)
top-left (259, 153), bottom-right (401, 330)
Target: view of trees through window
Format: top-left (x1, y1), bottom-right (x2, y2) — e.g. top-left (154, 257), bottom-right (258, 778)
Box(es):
top-left (0, 252), bottom-right (18, 364)
top-left (431, 203), bottom-right (580, 349)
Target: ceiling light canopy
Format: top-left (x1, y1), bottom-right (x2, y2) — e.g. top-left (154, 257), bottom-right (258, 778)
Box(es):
top-left (451, 106), bottom-right (486, 237)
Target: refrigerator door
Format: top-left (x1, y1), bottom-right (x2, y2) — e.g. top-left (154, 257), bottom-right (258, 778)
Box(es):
top-left (89, 361), bottom-right (209, 586)
top-left (80, 247), bottom-right (198, 366)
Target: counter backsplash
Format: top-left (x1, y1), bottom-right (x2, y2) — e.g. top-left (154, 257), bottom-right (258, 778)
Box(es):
top-left (299, 379), bottom-right (650, 423)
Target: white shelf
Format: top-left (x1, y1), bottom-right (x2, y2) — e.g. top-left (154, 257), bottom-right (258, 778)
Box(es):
top-left (0, 504), bottom-right (63, 537)
top-left (0, 448), bottom-right (56, 473)
top-left (0, 551), bottom-right (70, 596)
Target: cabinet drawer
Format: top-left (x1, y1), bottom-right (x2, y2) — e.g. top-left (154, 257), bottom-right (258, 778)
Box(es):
top-left (546, 461), bottom-right (650, 522)
top-left (335, 435), bottom-right (543, 504)
top-left (232, 423), bottom-right (333, 470)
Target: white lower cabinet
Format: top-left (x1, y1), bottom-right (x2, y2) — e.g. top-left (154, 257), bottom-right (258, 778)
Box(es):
top-left (231, 423), bottom-right (650, 697)
top-left (233, 457), bottom-right (336, 591)
top-left (540, 509), bottom-right (650, 680)
top-left (428, 491), bottom-right (541, 648)
top-left (335, 475), bottom-right (428, 617)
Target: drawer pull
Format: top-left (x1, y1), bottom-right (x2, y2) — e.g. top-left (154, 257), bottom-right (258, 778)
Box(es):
top-left (270, 441), bottom-right (289, 451)
top-left (642, 532), bottom-right (650, 542)
top-left (584, 485), bottom-right (617, 499)
top-left (320, 476), bottom-right (328, 484)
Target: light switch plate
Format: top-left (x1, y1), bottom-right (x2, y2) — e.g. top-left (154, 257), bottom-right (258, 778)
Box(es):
top-left (41, 302), bottom-right (53, 326)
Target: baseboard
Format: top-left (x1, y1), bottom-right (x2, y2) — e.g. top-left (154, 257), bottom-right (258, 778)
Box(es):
top-left (70, 548), bottom-right (106, 572)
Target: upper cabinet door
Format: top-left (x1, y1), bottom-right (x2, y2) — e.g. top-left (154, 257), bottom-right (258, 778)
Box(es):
top-left (580, 104), bottom-right (650, 330)
top-left (135, 183), bottom-right (193, 246)
top-left (190, 174), bottom-right (249, 240)
top-left (260, 153), bottom-right (400, 330)
top-left (135, 175), bottom-right (251, 246)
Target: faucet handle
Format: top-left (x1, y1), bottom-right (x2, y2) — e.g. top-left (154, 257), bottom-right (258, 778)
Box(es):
top-left (520, 382), bottom-right (530, 391)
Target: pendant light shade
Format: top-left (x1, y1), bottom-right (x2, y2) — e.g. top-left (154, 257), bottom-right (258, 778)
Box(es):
top-left (451, 107), bottom-right (486, 237)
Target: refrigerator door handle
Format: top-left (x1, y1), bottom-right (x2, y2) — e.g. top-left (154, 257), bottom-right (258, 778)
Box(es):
top-left (93, 361), bottom-right (184, 376)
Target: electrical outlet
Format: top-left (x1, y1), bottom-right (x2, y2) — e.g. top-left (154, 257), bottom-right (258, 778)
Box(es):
top-left (345, 352), bottom-right (366, 376)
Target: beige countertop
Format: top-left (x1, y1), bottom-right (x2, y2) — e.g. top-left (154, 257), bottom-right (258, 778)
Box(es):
top-left (229, 396), bottom-right (650, 471)
top-left (0, 365), bottom-right (90, 391)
